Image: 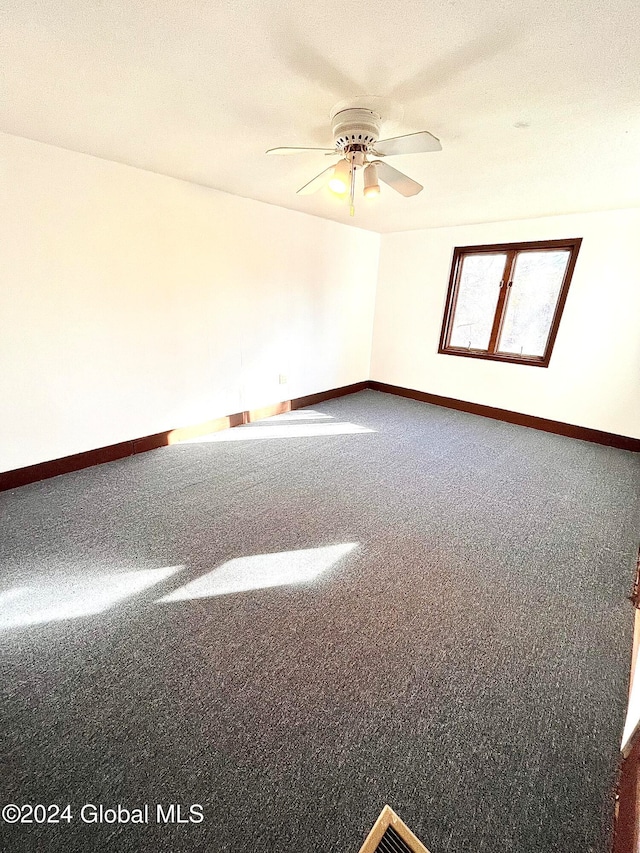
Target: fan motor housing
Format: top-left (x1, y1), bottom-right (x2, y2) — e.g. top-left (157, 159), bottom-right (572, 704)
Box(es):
top-left (332, 108), bottom-right (381, 154)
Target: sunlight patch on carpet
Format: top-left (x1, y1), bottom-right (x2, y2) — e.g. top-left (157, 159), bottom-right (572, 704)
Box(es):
top-left (158, 544), bottom-right (358, 602)
top-left (179, 422), bottom-right (374, 442)
top-left (0, 566), bottom-right (183, 628)
top-left (259, 409), bottom-right (333, 422)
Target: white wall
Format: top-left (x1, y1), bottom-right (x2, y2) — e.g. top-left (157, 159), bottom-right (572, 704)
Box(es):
top-left (371, 210), bottom-right (640, 438)
top-left (0, 133), bottom-right (380, 472)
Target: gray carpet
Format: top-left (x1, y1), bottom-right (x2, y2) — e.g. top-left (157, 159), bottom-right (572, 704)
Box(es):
top-left (1, 390), bottom-right (639, 853)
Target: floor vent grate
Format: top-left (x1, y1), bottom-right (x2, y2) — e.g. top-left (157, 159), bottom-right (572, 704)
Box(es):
top-left (376, 825), bottom-right (415, 852)
top-left (358, 805), bottom-right (431, 853)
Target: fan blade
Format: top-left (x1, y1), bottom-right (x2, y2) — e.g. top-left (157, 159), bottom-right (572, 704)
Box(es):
top-left (266, 146), bottom-right (335, 155)
top-left (372, 131), bottom-right (441, 157)
top-left (296, 165), bottom-right (336, 195)
top-left (373, 160), bottom-right (423, 197)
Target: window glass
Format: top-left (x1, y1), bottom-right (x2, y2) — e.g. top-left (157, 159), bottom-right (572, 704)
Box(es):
top-left (497, 250), bottom-right (570, 357)
top-left (449, 253), bottom-right (506, 351)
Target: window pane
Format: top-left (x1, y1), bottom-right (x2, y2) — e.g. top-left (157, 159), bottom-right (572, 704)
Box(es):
top-left (449, 253), bottom-right (506, 350)
top-left (498, 250), bottom-right (570, 357)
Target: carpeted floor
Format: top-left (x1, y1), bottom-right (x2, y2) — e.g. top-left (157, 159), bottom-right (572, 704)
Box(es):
top-left (1, 390), bottom-right (639, 853)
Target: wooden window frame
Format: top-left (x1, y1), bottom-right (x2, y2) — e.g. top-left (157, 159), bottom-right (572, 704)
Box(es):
top-left (438, 238), bottom-right (582, 368)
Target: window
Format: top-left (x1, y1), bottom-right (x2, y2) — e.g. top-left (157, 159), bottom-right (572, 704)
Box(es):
top-left (438, 238), bottom-right (582, 367)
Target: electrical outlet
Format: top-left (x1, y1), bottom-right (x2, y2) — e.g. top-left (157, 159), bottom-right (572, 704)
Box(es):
top-left (279, 374), bottom-right (288, 385)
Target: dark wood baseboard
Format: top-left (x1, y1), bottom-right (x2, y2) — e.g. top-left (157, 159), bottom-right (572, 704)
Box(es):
top-left (0, 382), bottom-right (367, 492)
top-left (368, 381), bottom-right (640, 452)
top-left (615, 735), bottom-right (640, 853)
top-left (2, 379), bottom-right (638, 492)
top-left (0, 440), bottom-right (138, 492)
top-left (292, 381), bottom-right (368, 410)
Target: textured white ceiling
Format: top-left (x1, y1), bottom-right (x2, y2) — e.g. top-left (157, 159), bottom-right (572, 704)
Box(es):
top-left (2, 0), bottom-right (639, 232)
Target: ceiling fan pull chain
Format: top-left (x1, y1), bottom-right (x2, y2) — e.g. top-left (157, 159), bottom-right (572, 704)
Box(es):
top-left (349, 157), bottom-right (356, 216)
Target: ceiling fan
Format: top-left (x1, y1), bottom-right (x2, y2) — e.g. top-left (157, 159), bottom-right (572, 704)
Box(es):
top-left (266, 106), bottom-right (442, 216)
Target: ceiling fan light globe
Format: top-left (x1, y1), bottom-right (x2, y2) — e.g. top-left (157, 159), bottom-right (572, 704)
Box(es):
top-left (328, 159), bottom-right (351, 195)
top-left (363, 162), bottom-right (380, 198)
top-left (328, 177), bottom-right (348, 194)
